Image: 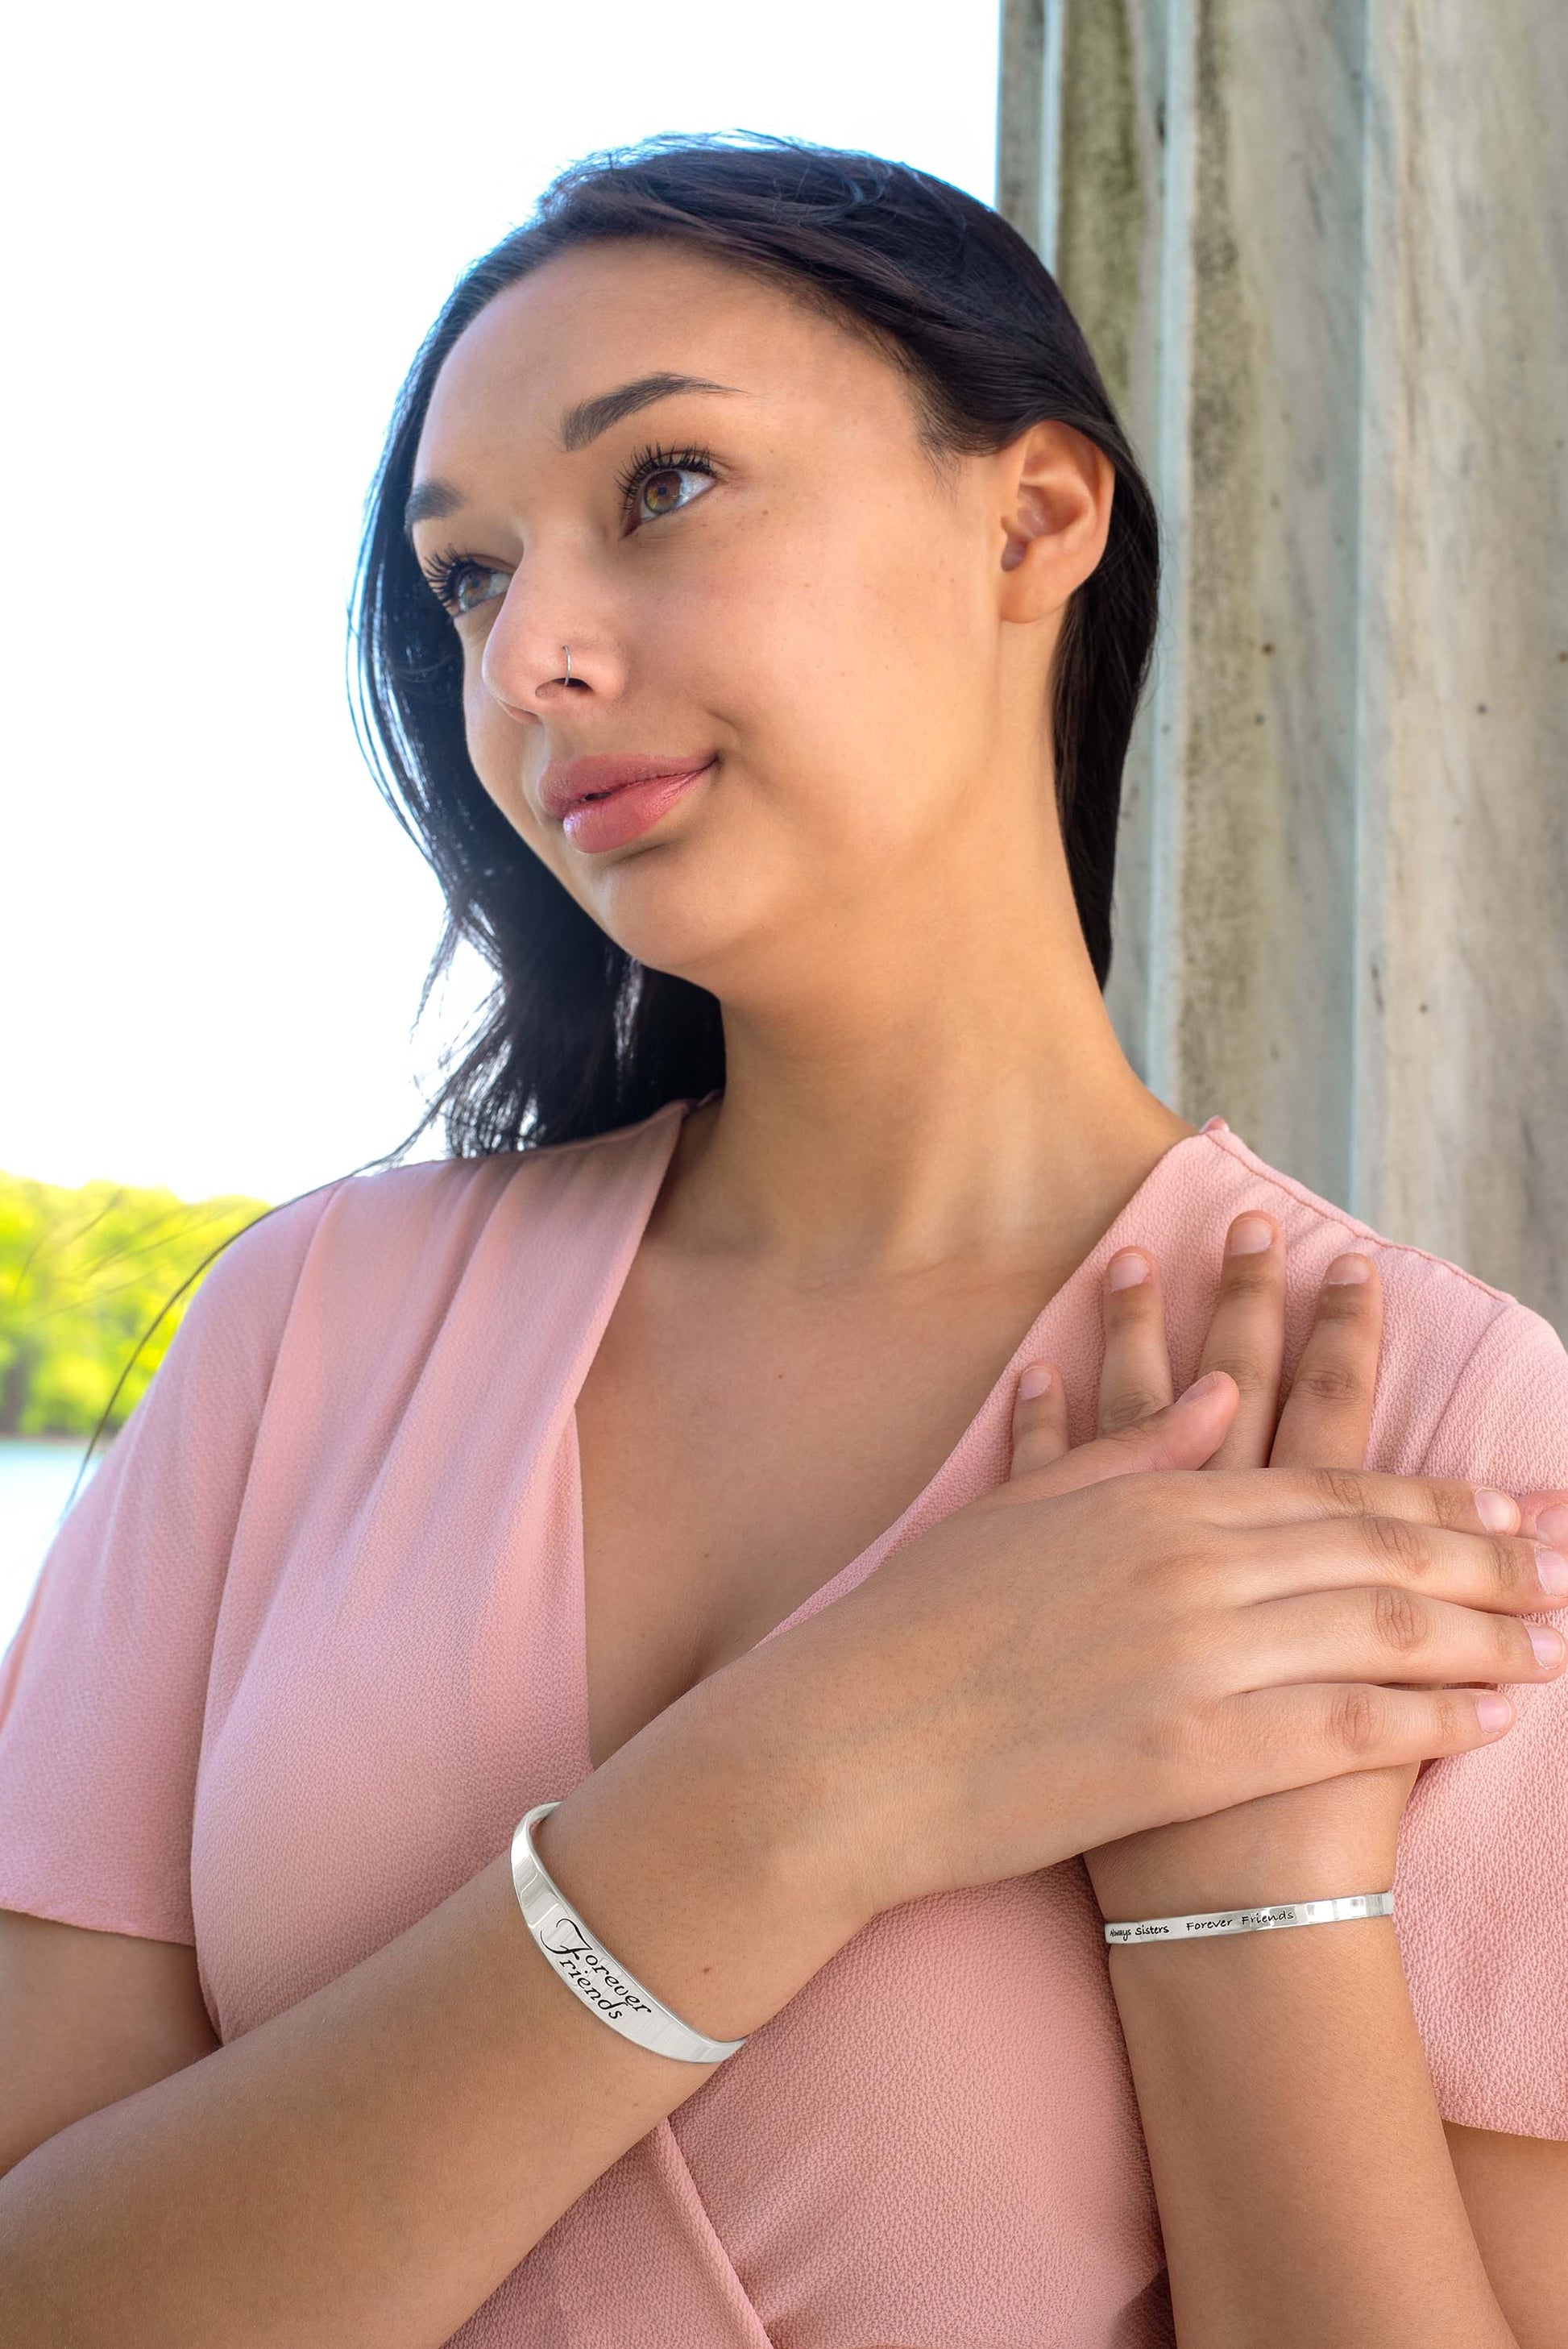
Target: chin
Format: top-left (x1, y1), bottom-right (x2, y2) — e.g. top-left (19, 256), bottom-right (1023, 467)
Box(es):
top-left (581, 859), bottom-right (780, 996)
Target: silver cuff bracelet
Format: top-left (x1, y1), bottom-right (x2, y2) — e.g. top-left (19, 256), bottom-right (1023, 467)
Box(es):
top-left (510, 1800), bottom-right (749, 2064)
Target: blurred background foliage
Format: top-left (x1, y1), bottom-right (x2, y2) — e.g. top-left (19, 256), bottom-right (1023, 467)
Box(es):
top-left (0, 1172), bottom-right (271, 1438)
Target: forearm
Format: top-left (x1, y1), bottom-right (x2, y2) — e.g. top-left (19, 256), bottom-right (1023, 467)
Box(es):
top-left (1109, 1919), bottom-right (1515, 2348)
top-left (0, 1683), bottom-right (851, 2349)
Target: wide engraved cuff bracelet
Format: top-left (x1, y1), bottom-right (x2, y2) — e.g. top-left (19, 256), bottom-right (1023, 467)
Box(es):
top-left (509, 1800), bottom-right (748, 2064)
top-left (1104, 1890), bottom-right (1396, 1945)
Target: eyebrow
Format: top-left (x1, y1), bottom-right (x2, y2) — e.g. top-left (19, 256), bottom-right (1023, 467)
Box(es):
top-left (558, 370), bottom-right (740, 452)
top-left (403, 371), bottom-right (743, 537)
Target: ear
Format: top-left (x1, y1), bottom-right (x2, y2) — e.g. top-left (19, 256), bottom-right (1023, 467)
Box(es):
top-left (994, 421), bottom-right (1116, 624)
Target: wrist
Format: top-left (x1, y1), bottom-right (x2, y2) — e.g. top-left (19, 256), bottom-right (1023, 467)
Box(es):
top-left (1086, 1817), bottom-right (1397, 1928)
top-left (1105, 1897), bottom-right (1403, 2005)
top-left (1092, 1854), bottom-right (1395, 1926)
top-left (531, 1673), bottom-right (864, 2042)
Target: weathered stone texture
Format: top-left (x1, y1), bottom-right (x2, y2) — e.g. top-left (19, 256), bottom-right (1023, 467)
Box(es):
top-left (1001, 0), bottom-right (1568, 1332)
top-left (1354, 1), bottom-right (1568, 1323)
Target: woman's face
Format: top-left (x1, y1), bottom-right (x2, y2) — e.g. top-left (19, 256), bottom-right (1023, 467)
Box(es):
top-left (409, 239), bottom-right (1089, 998)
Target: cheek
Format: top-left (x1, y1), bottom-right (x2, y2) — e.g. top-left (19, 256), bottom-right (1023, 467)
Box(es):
top-left (462, 662), bottom-right (534, 818)
top-left (463, 662), bottom-right (509, 778)
top-left (683, 507), bottom-right (984, 845)
top-left (457, 665), bottom-right (582, 890)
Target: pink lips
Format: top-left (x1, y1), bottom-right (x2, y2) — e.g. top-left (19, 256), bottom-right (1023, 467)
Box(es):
top-left (537, 753), bottom-right (717, 854)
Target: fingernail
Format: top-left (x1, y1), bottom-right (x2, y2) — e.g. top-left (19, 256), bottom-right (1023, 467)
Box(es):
top-left (1529, 1624), bottom-right (1566, 1668)
top-left (1474, 1487), bottom-right (1519, 1533)
top-left (1226, 1213), bottom-right (1274, 1255)
top-left (1201, 1115), bottom-right (1230, 1135)
top-left (1018, 1363), bottom-right (1053, 1401)
top-left (1535, 1548), bottom-right (1568, 1596)
top-left (1475, 1693), bottom-right (1513, 1733)
top-left (1325, 1253), bottom-right (1372, 1284)
top-left (1107, 1250), bottom-right (1151, 1290)
top-left (1537, 1505), bottom-right (1568, 1546)
top-left (1180, 1370), bottom-right (1230, 1403)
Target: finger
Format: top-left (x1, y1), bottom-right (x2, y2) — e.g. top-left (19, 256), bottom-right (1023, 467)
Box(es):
top-left (1194, 1212), bottom-right (1288, 1469)
top-left (1217, 1508), bottom-right (1566, 1614)
top-left (1190, 1464), bottom-right (1532, 1538)
top-left (1516, 1494), bottom-right (1568, 1551)
top-left (1209, 1680), bottom-right (1516, 1807)
top-left (1008, 1362), bottom-right (1069, 1481)
top-left (1271, 1250), bottom-right (1382, 1471)
top-left (1097, 1249), bottom-right (1175, 1434)
top-left (1233, 1584), bottom-right (1567, 1694)
top-left (1006, 1369), bottom-right (1240, 1500)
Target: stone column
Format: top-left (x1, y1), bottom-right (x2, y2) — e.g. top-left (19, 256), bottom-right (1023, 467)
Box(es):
top-left (998, 0), bottom-right (1568, 1334)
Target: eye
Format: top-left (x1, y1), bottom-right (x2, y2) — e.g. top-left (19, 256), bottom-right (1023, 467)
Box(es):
top-left (616, 442), bottom-right (717, 529)
top-left (419, 547), bottom-right (512, 616)
top-left (637, 467), bottom-right (703, 521)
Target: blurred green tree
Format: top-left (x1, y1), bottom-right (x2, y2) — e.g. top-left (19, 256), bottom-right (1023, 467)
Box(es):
top-left (0, 1172), bottom-right (271, 1438)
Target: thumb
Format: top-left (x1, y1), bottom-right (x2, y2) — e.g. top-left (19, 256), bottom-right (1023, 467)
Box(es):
top-left (1016, 1369), bottom-right (1240, 1498)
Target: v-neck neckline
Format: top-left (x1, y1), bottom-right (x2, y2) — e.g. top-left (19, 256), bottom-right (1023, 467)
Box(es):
top-left (562, 1095), bottom-right (1219, 1778)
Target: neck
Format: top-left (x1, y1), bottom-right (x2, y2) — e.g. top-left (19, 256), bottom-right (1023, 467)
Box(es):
top-left (657, 844), bottom-right (1193, 1292)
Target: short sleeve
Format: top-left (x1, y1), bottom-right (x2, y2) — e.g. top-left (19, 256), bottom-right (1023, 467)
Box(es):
top-left (1395, 1295), bottom-right (1568, 2141)
top-left (0, 1182), bottom-right (341, 1944)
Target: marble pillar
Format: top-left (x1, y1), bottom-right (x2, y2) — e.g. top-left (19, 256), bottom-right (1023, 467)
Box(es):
top-left (998, 0), bottom-right (1568, 1334)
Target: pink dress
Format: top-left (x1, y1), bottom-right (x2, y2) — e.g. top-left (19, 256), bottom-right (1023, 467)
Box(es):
top-left (2, 1101), bottom-right (1566, 2347)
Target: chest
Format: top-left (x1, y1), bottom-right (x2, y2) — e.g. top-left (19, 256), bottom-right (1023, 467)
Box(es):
top-left (188, 1149), bottom-right (1172, 2338)
top-left (573, 1247), bottom-right (1056, 1770)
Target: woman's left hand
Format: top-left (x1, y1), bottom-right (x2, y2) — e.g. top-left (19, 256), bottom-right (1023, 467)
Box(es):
top-left (1007, 1212), bottom-right (1461, 1924)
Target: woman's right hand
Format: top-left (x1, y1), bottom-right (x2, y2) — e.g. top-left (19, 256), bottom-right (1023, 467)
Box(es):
top-left (722, 1374), bottom-right (1566, 1928)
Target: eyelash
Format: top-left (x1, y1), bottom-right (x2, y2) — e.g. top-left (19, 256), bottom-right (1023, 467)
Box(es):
top-left (613, 439), bottom-right (716, 516)
top-left (418, 545), bottom-right (496, 612)
top-left (417, 442), bottom-right (718, 614)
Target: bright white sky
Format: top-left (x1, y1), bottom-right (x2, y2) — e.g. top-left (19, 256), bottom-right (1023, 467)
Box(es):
top-left (2, 2), bottom-right (999, 1206)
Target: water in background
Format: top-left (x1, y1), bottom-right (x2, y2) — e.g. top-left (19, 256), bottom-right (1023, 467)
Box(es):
top-left (0, 1440), bottom-right (104, 1662)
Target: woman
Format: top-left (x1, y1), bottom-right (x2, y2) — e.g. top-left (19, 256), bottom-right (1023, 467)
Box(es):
top-left (1, 135), bottom-right (1565, 2345)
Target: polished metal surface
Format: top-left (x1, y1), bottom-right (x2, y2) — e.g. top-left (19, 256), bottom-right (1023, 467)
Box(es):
top-left (1105, 1890), bottom-right (1396, 1946)
top-left (510, 1800), bottom-right (748, 2064)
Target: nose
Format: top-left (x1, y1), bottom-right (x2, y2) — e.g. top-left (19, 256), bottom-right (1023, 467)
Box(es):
top-left (479, 569), bottom-right (613, 715)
